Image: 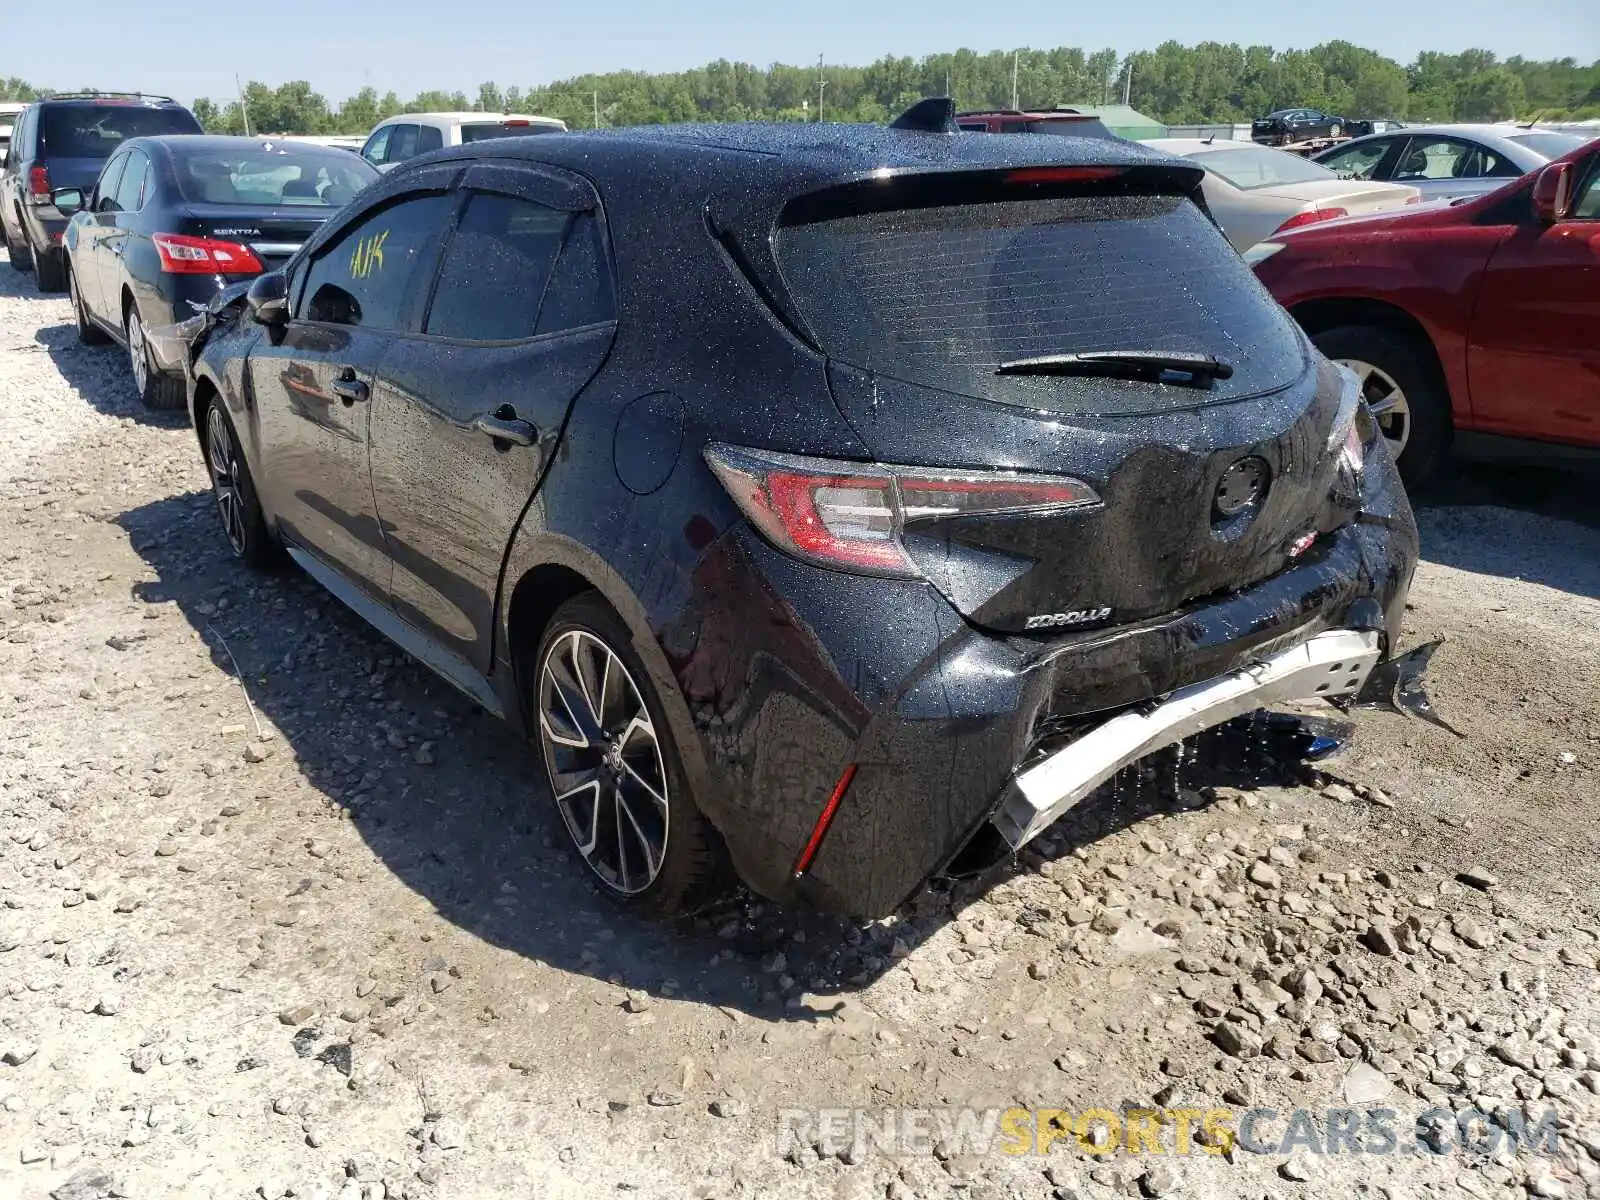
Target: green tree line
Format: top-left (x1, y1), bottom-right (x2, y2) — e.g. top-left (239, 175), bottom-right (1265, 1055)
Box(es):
top-left (4, 43), bottom-right (1597, 136)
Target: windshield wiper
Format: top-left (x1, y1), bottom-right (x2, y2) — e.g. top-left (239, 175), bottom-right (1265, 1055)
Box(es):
top-left (995, 350), bottom-right (1235, 387)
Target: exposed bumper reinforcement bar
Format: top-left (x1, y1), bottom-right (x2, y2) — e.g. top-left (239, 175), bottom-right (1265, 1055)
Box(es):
top-left (992, 629), bottom-right (1383, 850)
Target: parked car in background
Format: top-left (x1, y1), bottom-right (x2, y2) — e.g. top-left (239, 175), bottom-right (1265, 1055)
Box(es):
top-left (1252, 137), bottom-right (1600, 486)
top-left (955, 109), bottom-right (1118, 139)
top-left (1, 93), bottom-right (203, 292)
top-left (183, 115), bottom-right (1423, 923)
top-left (360, 112), bottom-right (567, 171)
top-left (1251, 108), bottom-right (1372, 146)
top-left (0, 101), bottom-right (27, 171)
top-left (1143, 138), bottom-right (1418, 251)
top-left (1312, 124), bottom-right (1587, 204)
top-left (57, 135), bottom-right (376, 408)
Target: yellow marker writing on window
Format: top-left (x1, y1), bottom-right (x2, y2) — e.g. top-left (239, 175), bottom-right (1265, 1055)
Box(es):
top-left (349, 229), bottom-right (390, 280)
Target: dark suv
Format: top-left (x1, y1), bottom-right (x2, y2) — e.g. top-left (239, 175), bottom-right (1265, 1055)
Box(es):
top-left (184, 111), bottom-right (1423, 922)
top-left (1, 93), bottom-right (202, 291)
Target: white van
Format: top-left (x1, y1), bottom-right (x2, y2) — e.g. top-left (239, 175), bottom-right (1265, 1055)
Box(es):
top-left (360, 112), bottom-right (567, 171)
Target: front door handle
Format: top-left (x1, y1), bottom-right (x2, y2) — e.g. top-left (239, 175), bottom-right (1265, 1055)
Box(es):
top-left (331, 375), bottom-right (369, 404)
top-left (473, 413), bottom-right (537, 446)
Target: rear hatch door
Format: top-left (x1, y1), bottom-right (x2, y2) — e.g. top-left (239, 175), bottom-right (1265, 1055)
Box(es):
top-left (770, 167), bottom-right (1356, 634)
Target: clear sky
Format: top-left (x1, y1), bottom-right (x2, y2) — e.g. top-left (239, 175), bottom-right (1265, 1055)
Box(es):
top-left (8, 0), bottom-right (1599, 107)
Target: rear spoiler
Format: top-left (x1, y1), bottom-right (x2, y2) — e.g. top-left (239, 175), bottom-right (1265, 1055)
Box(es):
top-left (891, 98), bottom-right (958, 133)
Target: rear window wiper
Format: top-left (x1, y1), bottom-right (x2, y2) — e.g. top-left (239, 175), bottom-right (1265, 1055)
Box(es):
top-left (995, 350), bottom-right (1235, 387)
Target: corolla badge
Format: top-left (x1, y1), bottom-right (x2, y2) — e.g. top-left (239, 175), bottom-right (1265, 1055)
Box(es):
top-left (1024, 607), bottom-right (1113, 631)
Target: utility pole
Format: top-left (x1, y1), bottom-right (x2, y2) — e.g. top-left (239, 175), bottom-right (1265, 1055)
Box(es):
top-left (1011, 51), bottom-right (1019, 110)
top-left (817, 54), bottom-right (826, 123)
top-left (1123, 57), bottom-right (1133, 106)
top-left (593, 89), bottom-right (600, 129)
top-left (235, 75), bottom-right (251, 136)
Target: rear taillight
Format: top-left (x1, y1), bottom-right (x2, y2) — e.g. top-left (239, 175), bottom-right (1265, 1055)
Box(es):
top-left (704, 444), bottom-right (1099, 578)
top-left (1274, 207), bottom-right (1349, 234)
top-left (152, 233), bottom-right (264, 276)
top-left (28, 165), bottom-right (50, 201)
top-left (1005, 166), bottom-right (1126, 186)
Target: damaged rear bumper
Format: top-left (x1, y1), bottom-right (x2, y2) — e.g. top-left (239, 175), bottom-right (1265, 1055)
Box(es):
top-left (993, 628), bottom-right (1383, 849)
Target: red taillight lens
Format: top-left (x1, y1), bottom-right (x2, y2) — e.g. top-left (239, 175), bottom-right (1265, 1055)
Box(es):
top-left (1006, 166), bottom-right (1126, 186)
top-left (151, 233), bottom-right (264, 275)
top-left (28, 165), bottom-right (50, 198)
top-left (1274, 206), bottom-right (1349, 234)
top-left (704, 444), bottom-right (1100, 579)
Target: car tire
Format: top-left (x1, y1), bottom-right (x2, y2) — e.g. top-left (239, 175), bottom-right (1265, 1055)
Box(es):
top-left (34, 246), bottom-right (66, 292)
top-left (4, 212), bottom-right (34, 272)
top-left (1313, 324), bottom-right (1451, 490)
top-left (125, 304), bottom-right (185, 410)
top-left (68, 262), bottom-right (109, 345)
top-left (1329, 123), bottom-right (1342, 138)
top-left (202, 397), bottom-right (277, 568)
top-left (532, 593), bottom-right (731, 919)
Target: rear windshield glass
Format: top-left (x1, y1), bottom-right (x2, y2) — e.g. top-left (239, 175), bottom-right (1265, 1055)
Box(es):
top-left (1504, 132), bottom-right (1585, 159)
top-left (775, 194), bottom-right (1304, 415)
top-left (1189, 146), bottom-right (1335, 189)
top-left (174, 146), bottom-right (378, 207)
top-left (40, 105), bottom-right (201, 158)
top-left (459, 122), bottom-right (561, 143)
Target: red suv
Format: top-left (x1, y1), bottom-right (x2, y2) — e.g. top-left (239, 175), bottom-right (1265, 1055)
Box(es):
top-left (955, 109), bottom-right (1116, 140)
top-left (1252, 137), bottom-right (1600, 486)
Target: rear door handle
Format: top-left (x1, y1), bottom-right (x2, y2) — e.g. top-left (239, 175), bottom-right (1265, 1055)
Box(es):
top-left (473, 413), bottom-right (537, 446)
top-left (331, 375), bottom-right (369, 404)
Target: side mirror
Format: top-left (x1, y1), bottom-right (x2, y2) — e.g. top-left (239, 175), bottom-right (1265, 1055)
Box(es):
top-left (1531, 162), bottom-right (1574, 223)
top-left (247, 272), bottom-right (289, 326)
top-left (51, 187), bottom-right (85, 216)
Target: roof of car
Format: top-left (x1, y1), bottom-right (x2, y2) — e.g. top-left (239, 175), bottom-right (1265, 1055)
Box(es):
top-left (421, 120), bottom-right (1180, 185)
top-left (28, 94), bottom-right (186, 108)
top-left (126, 134), bottom-right (375, 158)
top-left (376, 112), bottom-right (564, 125)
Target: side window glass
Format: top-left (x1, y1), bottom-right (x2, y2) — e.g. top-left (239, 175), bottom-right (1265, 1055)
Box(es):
top-left (1573, 163), bottom-right (1600, 220)
top-left (1320, 141), bottom-right (1388, 180)
top-left (425, 193), bottom-right (569, 340)
top-left (95, 155), bottom-right (128, 212)
top-left (298, 193), bottom-right (453, 331)
top-left (417, 124), bottom-right (443, 153)
top-left (1395, 139), bottom-right (1485, 181)
top-left (387, 125), bottom-right (419, 163)
top-left (1000, 120), bottom-right (1028, 133)
top-left (113, 151), bottom-right (149, 213)
top-left (363, 126), bottom-right (391, 164)
top-left (537, 213), bottom-right (615, 335)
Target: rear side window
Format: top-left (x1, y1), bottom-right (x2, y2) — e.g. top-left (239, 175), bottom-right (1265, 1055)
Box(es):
top-left (39, 105), bottom-right (200, 158)
top-left (424, 193), bottom-right (572, 340)
top-left (112, 150), bottom-right (150, 212)
top-left (775, 193), bottom-right (1304, 415)
top-left (299, 193), bottom-right (452, 331)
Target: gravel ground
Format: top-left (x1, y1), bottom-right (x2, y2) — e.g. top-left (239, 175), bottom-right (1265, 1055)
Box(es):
top-left (1, 249), bottom-right (1598, 1200)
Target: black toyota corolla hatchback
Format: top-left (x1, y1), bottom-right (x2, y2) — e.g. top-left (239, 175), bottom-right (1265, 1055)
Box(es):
top-left (185, 108), bottom-right (1422, 921)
